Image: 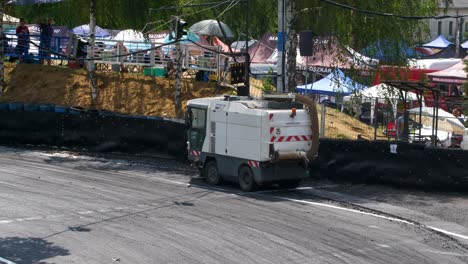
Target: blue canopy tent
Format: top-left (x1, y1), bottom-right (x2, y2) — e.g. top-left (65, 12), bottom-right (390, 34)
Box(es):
top-left (361, 40), bottom-right (422, 63)
top-left (73, 24), bottom-right (110, 39)
top-left (163, 31), bottom-right (200, 45)
top-left (296, 69), bottom-right (367, 96)
top-left (422, 35), bottom-right (453, 49)
top-left (163, 31), bottom-right (200, 55)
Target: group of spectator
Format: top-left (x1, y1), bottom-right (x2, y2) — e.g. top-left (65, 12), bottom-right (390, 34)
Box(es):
top-left (13, 17), bottom-right (54, 65)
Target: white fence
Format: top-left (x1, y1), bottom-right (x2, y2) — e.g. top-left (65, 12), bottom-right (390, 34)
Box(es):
top-left (91, 39), bottom-right (229, 75)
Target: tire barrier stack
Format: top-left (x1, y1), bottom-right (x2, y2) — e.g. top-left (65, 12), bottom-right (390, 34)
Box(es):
top-left (1, 102), bottom-right (466, 191)
top-left (310, 139), bottom-right (468, 191)
top-left (0, 102), bottom-right (188, 160)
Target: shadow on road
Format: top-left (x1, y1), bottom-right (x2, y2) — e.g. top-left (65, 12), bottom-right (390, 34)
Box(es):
top-left (0, 237), bottom-right (70, 264)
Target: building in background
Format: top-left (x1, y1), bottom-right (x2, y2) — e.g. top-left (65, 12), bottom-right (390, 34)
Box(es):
top-left (428, 0), bottom-right (468, 42)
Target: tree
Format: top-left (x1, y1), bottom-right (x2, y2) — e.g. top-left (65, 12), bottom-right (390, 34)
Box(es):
top-left (280, 0), bottom-right (451, 91)
top-left (8, 0), bottom-right (276, 39)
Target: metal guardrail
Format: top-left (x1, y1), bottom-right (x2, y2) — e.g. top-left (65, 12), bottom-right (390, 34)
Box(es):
top-left (4, 33), bottom-right (70, 61)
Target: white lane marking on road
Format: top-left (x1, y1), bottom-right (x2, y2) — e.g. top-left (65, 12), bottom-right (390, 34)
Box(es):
top-left (270, 195), bottom-right (468, 241)
top-left (77, 211), bottom-right (95, 215)
top-left (376, 244), bottom-right (391, 248)
top-left (0, 256), bottom-right (17, 264)
top-left (427, 226), bottom-right (468, 240)
top-left (422, 250), bottom-right (468, 257)
top-left (274, 195), bottom-right (415, 225)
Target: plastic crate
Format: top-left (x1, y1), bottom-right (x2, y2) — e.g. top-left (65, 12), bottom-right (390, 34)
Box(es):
top-left (152, 67), bottom-right (167, 77)
top-left (143, 67), bottom-right (152, 76)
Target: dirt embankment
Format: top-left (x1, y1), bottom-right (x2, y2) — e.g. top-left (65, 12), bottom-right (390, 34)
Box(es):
top-left (1, 63), bottom-right (231, 117)
top-left (1, 63), bottom-right (381, 139)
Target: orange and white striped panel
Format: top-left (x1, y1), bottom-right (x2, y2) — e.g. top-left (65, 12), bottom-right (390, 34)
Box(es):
top-left (248, 160), bottom-right (260, 168)
top-left (190, 150), bottom-right (201, 157)
top-left (270, 135), bottom-right (313, 142)
top-left (270, 126), bottom-right (313, 142)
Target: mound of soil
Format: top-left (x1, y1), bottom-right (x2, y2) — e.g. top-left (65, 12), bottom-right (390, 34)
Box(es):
top-left (1, 63), bottom-right (382, 139)
top-left (1, 63), bottom-right (231, 117)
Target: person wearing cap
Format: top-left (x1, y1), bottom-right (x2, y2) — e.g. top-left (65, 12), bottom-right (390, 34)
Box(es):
top-left (38, 17), bottom-right (54, 65)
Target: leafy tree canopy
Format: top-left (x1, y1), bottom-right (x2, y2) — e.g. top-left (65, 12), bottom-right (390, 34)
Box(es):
top-left (6, 0), bottom-right (276, 41)
top-left (7, 0), bottom-right (447, 45)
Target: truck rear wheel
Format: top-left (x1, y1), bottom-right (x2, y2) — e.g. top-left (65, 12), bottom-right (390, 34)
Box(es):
top-left (238, 166), bottom-right (256, 192)
top-left (204, 161), bottom-right (221, 185)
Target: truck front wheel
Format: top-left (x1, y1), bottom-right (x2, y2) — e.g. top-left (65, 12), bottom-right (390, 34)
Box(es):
top-left (204, 161), bottom-right (221, 185)
top-left (238, 166), bottom-right (256, 192)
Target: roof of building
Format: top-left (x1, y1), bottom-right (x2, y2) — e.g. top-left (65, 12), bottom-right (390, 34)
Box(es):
top-left (449, 0), bottom-right (468, 9)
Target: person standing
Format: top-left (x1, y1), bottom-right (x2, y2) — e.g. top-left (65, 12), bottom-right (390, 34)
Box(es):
top-left (38, 18), bottom-right (54, 65)
top-left (15, 18), bottom-right (30, 62)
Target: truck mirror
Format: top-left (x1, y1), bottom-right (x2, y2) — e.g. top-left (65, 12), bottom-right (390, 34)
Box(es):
top-left (185, 109), bottom-right (192, 128)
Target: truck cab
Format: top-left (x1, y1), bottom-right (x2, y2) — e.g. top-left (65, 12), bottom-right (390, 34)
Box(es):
top-left (186, 95), bottom-right (317, 191)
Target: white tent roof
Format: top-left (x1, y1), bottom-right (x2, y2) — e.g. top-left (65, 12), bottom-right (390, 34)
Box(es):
top-left (422, 35), bottom-right (453, 48)
top-left (462, 40), bottom-right (468, 49)
top-left (113, 29), bottom-right (146, 42)
top-left (408, 106), bottom-right (457, 119)
top-left (3, 14), bottom-right (19, 24)
top-left (407, 58), bottom-right (461, 70)
top-left (345, 46), bottom-right (379, 66)
top-left (361, 84), bottom-right (419, 101)
top-left (408, 106), bottom-right (465, 134)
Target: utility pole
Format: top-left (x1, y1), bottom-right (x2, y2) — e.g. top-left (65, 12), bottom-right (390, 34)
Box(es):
top-left (244, 0), bottom-right (250, 93)
top-left (277, 0), bottom-right (284, 93)
top-left (88, 0), bottom-right (97, 100)
top-left (0, 1), bottom-right (4, 94)
top-left (173, 16), bottom-right (184, 110)
top-left (455, 11), bottom-right (460, 57)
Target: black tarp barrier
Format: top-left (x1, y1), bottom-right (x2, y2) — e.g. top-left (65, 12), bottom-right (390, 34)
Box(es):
top-left (1, 109), bottom-right (467, 190)
top-left (310, 139), bottom-right (468, 191)
top-left (0, 109), bottom-right (187, 160)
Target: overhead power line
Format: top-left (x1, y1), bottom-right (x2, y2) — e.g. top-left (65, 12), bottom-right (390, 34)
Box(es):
top-left (149, 0), bottom-right (240, 11)
top-left (318, 0), bottom-right (468, 20)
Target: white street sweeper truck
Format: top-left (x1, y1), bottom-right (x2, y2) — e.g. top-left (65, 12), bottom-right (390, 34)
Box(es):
top-left (186, 94), bottom-right (319, 191)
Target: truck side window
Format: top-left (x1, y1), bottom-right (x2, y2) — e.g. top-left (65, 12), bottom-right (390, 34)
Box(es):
top-left (191, 108), bottom-right (206, 130)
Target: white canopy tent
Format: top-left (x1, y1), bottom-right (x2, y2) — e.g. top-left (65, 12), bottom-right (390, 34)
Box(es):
top-left (3, 14), bottom-right (19, 24)
top-left (344, 83), bottom-right (422, 125)
top-left (422, 35), bottom-right (453, 49)
top-left (462, 40), bottom-right (468, 49)
top-left (113, 29), bottom-right (146, 42)
top-left (361, 84), bottom-right (418, 100)
top-left (408, 107), bottom-right (466, 135)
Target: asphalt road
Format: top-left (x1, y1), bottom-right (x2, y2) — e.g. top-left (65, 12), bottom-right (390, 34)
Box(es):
top-left (0, 147), bottom-right (468, 264)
